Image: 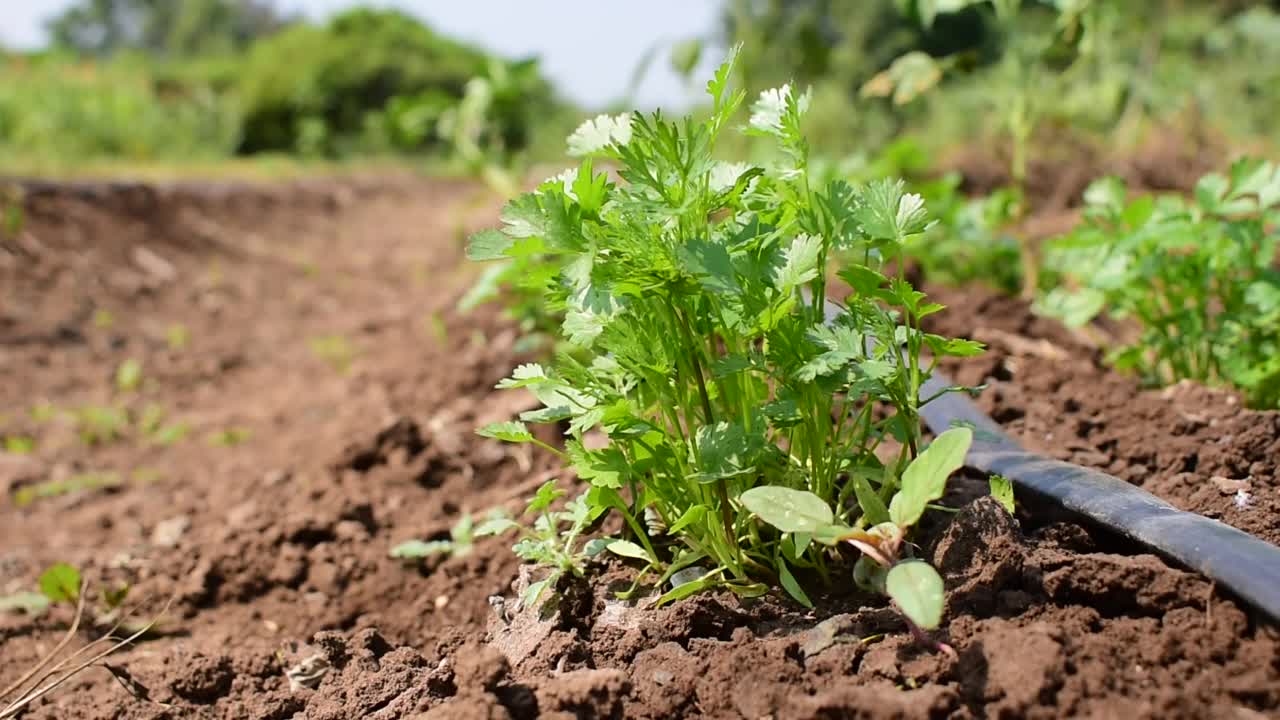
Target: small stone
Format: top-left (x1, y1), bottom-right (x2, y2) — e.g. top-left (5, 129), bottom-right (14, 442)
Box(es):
top-left (151, 516), bottom-right (190, 548)
top-left (263, 620), bottom-right (280, 633)
top-left (652, 670), bottom-right (674, 686)
top-left (435, 594), bottom-right (450, 610)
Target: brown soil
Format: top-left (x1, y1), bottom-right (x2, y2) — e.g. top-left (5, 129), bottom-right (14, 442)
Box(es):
top-left (1, 179), bottom-right (1278, 719)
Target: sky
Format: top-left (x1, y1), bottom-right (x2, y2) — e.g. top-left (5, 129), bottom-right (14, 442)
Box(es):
top-left (0, 0), bottom-right (725, 110)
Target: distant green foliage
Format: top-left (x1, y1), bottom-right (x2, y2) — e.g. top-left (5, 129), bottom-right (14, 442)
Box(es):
top-left (1036, 159), bottom-right (1280, 408)
top-left (47, 0), bottom-right (292, 58)
top-left (0, 7), bottom-right (564, 166)
top-left (235, 8), bottom-right (559, 158)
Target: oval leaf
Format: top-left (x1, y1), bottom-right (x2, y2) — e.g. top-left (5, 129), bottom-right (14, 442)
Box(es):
top-left (886, 560), bottom-right (945, 630)
top-left (38, 563), bottom-right (81, 604)
top-left (889, 427), bottom-right (972, 529)
top-left (605, 539), bottom-right (652, 562)
top-left (741, 486), bottom-right (833, 534)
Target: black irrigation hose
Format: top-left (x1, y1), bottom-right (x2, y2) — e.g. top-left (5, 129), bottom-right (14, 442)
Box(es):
top-left (918, 371), bottom-right (1280, 623)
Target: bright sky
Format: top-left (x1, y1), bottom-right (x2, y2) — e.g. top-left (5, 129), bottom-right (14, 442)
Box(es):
top-left (0, 0), bottom-right (724, 110)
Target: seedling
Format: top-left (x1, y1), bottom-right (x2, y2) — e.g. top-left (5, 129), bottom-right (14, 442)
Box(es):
top-left (471, 49), bottom-right (981, 619)
top-left (308, 334), bottom-right (357, 374)
top-left (165, 324), bottom-right (190, 351)
top-left (207, 427), bottom-right (251, 448)
top-left (390, 508), bottom-right (513, 561)
top-left (741, 427), bottom-right (972, 628)
top-left (74, 406), bottom-right (129, 446)
top-left (12, 472), bottom-right (123, 507)
top-left (92, 309), bottom-right (115, 330)
top-left (3, 436), bottom-right (34, 454)
top-left (1037, 160), bottom-right (1280, 407)
top-left (114, 359), bottom-right (143, 393)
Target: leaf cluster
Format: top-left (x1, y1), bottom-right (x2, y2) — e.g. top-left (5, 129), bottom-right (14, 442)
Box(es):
top-left (469, 49), bottom-right (980, 619)
top-left (1036, 159), bottom-right (1280, 407)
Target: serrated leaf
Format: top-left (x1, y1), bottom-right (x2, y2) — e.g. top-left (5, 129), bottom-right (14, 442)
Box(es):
top-left (525, 480), bottom-right (565, 515)
top-left (775, 234), bottom-right (822, 292)
top-left (889, 427), bottom-right (972, 529)
top-left (989, 474), bottom-right (1016, 515)
top-left (886, 561), bottom-right (945, 629)
top-left (523, 577), bottom-right (553, 609)
top-left (567, 113), bottom-right (632, 156)
top-left (38, 563), bottom-right (80, 603)
top-left (741, 486), bottom-right (835, 533)
top-left (466, 229), bottom-right (513, 261)
top-left (476, 421), bottom-right (535, 444)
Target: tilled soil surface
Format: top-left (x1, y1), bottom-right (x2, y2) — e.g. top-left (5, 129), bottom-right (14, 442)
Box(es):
top-left (1, 179), bottom-right (1278, 719)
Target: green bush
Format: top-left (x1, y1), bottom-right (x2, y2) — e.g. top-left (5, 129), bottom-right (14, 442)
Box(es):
top-left (234, 8), bottom-right (558, 157)
top-left (0, 53), bottom-right (240, 163)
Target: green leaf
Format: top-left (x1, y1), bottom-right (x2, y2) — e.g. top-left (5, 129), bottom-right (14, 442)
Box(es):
top-left (692, 421), bottom-right (763, 482)
top-left (0, 591), bottom-right (50, 615)
top-left (989, 475), bottom-right (1016, 515)
top-left (889, 427), bottom-right (972, 529)
top-left (774, 234), bottom-right (822, 292)
top-left (523, 577), bottom-right (553, 609)
top-left (525, 480), bottom-right (566, 515)
top-left (855, 178), bottom-right (931, 241)
top-left (476, 421), bottom-right (535, 444)
top-left (390, 540), bottom-right (452, 559)
top-left (115, 359), bottom-right (142, 393)
top-left (777, 556), bottom-right (813, 608)
top-left (466, 229), bottom-right (513, 261)
top-left (604, 539), bottom-right (652, 562)
top-left (667, 505), bottom-right (707, 534)
top-left (474, 515), bottom-right (520, 537)
top-left (38, 563), bottom-right (81, 604)
top-left (852, 474), bottom-right (890, 525)
top-left (567, 113), bottom-right (632, 156)
top-left (886, 561), bottom-right (946, 630)
top-left (741, 486), bottom-right (834, 533)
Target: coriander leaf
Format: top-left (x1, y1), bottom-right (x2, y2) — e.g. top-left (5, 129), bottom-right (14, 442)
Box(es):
top-left (567, 113), bottom-right (633, 156)
top-left (477, 421), bottom-right (535, 444)
top-left (774, 234), bottom-right (822, 292)
top-left (525, 480), bottom-right (566, 515)
top-left (467, 229), bottom-right (513, 261)
top-left (889, 427), bottom-right (972, 529)
top-left (741, 487), bottom-right (834, 533)
top-left (886, 561), bottom-right (945, 629)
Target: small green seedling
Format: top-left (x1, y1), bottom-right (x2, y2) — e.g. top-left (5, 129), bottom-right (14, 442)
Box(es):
top-left (74, 406), bottom-right (129, 447)
top-left (92, 310), bottom-right (114, 330)
top-left (989, 474), bottom-right (1015, 515)
top-left (114, 359), bottom-right (143, 393)
top-left (3, 437), bottom-right (34, 454)
top-left (12, 472), bottom-right (123, 507)
top-left (742, 427), bottom-right (972, 630)
top-left (391, 509), bottom-right (513, 561)
top-left (165, 324), bottom-right (190, 351)
top-left (207, 427), bottom-right (251, 448)
top-left (308, 334), bottom-right (357, 374)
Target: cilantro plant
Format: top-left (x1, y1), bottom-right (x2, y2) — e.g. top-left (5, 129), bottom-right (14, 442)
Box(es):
top-left (470, 49), bottom-right (980, 618)
top-left (1036, 159), bottom-right (1280, 408)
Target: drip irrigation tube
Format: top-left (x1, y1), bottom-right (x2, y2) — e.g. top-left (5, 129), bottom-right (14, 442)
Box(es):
top-left (918, 371), bottom-right (1280, 623)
